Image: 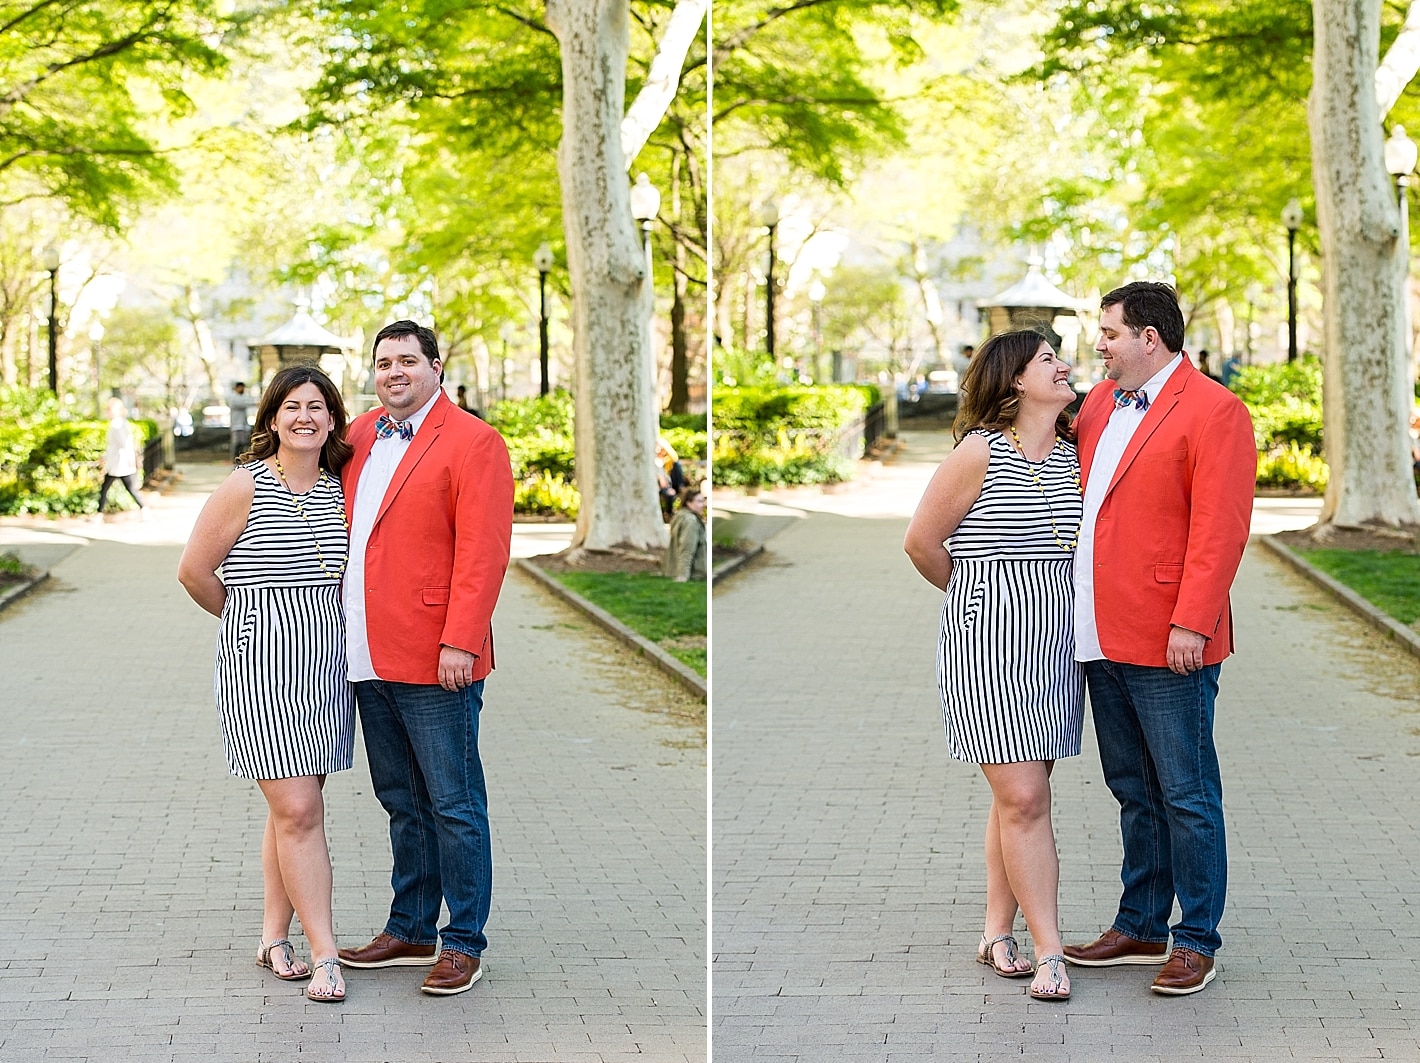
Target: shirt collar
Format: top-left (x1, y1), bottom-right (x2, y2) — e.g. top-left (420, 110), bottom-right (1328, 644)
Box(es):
top-left (382, 387), bottom-right (442, 437)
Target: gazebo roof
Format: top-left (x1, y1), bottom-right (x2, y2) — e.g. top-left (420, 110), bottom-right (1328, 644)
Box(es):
top-left (258, 307), bottom-right (352, 349)
top-left (985, 265), bottom-right (1084, 311)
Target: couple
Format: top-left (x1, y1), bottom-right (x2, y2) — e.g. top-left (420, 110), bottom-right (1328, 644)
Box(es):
top-left (178, 321), bottom-right (514, 1003)
top-left (905, 282), bottom-right (1257, 1001)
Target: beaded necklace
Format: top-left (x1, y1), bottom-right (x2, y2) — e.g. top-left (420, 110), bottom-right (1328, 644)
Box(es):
top-left (273, 457), bottom-right (350, 579)
top-left (1007, 425), bottom-right (1081, 553)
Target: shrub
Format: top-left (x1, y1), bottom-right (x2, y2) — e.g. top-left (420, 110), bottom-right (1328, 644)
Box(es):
top-left (1229, 358), bottom-right (1326, 490)
top-left (712, 385), bottom-right (871, 488)
top-left (0, 387), bottom-right (144, 515)
top-left (1256, 442), bottom-right (1329, 493)
top-left (514, 470), bottom-right (580, 519)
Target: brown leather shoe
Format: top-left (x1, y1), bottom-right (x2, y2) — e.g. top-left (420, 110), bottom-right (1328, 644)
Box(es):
top-left (1150, 947), bottom-right (1216, 995)
top-left (337, 932), bottom-right (437, 969)
top-left (420, 950), bottom-right (483, 996)
top-left (1062, 928), bottom-right (1169, 967)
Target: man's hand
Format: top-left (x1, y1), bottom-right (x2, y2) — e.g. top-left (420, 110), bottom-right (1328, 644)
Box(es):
top-left (1166, 626), bottom-right (1207, 675)
top-left (438, 645), bottom-right (478, 691)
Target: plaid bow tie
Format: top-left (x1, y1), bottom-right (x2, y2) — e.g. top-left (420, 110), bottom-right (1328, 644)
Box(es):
top-left (1113, 388), bottom-right (1150, 412)
top-left (375, 414), bottom-right (414, 440)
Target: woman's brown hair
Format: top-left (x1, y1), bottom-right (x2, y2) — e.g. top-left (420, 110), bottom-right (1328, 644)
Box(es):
top-left (952, 329), bottom-right (1074, 443)
top-left (243, 365), bottom-right (354, 472)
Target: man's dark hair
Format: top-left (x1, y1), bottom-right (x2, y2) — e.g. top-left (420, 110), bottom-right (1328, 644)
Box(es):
top-left (1100, 281), bottom-right (1185, 353)
top-left (373, 319), bottom-right (441, 366)
top-left (233, 382), bottom-right (246, 392)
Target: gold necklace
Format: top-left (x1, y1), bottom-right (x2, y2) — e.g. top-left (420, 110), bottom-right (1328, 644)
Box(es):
top-left (1007, 425), bottom-right (1080, 553)
top-left (273, 457), bottom-right (349, 579)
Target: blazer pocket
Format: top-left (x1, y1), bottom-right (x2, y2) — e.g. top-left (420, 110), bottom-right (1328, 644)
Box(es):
top-left (422, 586), bottom-right (451, 605)
top-left (1153, 563), bottom-right (1184, 584)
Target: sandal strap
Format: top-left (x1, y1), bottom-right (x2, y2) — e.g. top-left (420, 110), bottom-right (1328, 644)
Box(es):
top-left (259, 938), bottom-right (295, 965)
top-left (1036, 955), bottom-right (1065, 984)
top-left (982, 933), bottom-right (1020, 962)
top-left (312, 958), bottom-right (341, 983)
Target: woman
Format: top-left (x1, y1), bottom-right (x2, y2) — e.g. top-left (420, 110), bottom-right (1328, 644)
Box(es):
top-left (903, 329), bottom-right (1085, 1002)
top-left (97, 398), bottom-right (149, 519)
top-left (664, 488), bottom-right (708, 582)
top-left (177, 366), bottom-right (355, 1003)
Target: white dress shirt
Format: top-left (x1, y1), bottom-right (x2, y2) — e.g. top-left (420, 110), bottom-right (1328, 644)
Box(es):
top-left (344, 389), bottom-right (443, 681)
top-left (1074, 354), bottom-right (1183, 662)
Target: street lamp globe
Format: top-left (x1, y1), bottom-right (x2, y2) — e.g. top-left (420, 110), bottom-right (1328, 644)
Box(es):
top-left (533, 242), bottom-right (554, 274)
top-left (1281, 199), bottom-right (1303, 233)
top-left (40, 245), bottom-right (59, 272)
top-left (1386, 125), bottom-right (1419, 179)
top-left (629, 172), bottom-right (661, 224)
top-left (756, 199), bottom-right (780, 230)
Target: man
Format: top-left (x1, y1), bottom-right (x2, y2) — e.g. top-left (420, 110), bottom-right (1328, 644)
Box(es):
top-left (1063, 282), bottom-right (1255, 996)
top-left (228, 382), bottom-right (252, 461)
top-left (337, 320), bottom-right (514, 996)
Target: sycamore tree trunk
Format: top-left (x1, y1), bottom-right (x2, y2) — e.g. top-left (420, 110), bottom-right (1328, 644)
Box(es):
top-left (1311, 0), bottom-right (1420, 528)
top-left (547, 0), bottom-right (666, 551)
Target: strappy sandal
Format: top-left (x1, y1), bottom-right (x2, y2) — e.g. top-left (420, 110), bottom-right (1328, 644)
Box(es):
top-left (976, 933), bottom-right (1032, 978)
top-left (257, 938), bottom-right (310, 981)
top-left (306, 958), bottom-right (345, 1003)
top-left (1030, 954), bottom-right (1071, 1001)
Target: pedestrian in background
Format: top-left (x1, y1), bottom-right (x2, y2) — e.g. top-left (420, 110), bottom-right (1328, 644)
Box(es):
top-left (177, 365), bottom-right (356, 1004)
top-left (97, 398), bottom-right (149, 520)
top-left (229, 382), bottom-right (252, 462)
top-left (664, 488), bottom-right (708, 582)
top-left (1063, 281), bottom-right (1255, 996)
top-left (904, 328), bottom-right (1084, 1002)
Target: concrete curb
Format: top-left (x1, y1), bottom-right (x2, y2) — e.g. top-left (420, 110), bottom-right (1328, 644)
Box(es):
top-left (0, 570), bottom-right (48, 614)
top-left (712, 543), bottom-right (765, 584)
top-left (1258, 534), bottom-right (1420, 662)
top-left (512, 559), bottom-right (707, 701)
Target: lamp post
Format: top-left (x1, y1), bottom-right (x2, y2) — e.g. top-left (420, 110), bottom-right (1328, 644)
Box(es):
top-left (809, 278), bottom-right (826, 383)
top-left (1281, 199), bottom-right (1302, 362)
top-left (533, 242), bottom-right (553, 396)
top-left (1386, 125), bottom-right (1418, 381)
top-left (41, 245), bottom-right (59, 392)
top-left (499, 320), bottom-right (513, 403)
top-left (757, 199), bottom-right (780, 357)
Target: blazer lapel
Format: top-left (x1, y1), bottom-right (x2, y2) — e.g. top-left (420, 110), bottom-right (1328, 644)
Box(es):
top-left (375, 392), bottom-right (450, 526)
top-left (342, 412), bottom-right (378, 524)
top-left (1103, 359), bottom-right (1192, 500)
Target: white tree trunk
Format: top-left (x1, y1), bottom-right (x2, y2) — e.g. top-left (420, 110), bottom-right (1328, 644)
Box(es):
top-left (1311, 0), bottom-right (1420, 527)
top-left (547, 0), bottom-right (666, 551)
top-left (1375, 0), bottom-right (1420, 116)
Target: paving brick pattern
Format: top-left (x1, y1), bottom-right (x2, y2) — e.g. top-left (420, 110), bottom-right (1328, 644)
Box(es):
top-left (712, 457), bottom-right (1420, 1061)
top-left (0, 532), bottom-right (706, 1062)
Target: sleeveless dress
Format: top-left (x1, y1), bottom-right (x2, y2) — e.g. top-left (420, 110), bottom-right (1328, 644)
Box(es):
top-left (214, 461), bottom-right (356, 780)
top-left (937, 430), bottom-right (1085, 763)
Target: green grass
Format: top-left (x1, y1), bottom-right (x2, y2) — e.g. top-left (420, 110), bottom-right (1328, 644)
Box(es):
top-left (0, 550), bottom-right (30, 577)
top-left (1302, 549), bottom-right (1420, 625)
top-left (550, 570), bottom-right (707, 676)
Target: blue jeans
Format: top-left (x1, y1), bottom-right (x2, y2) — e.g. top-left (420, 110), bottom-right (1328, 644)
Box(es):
top-left (354, 679), bottom-right (491, 957)
top-left (1085, 660), bottom-right (1225, 957)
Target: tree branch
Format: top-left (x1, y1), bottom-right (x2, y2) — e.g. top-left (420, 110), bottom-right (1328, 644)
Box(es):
top-left (621, 0), bottom-right (706, 167)
top-left (1377, 0), bottom-right (1420, 116)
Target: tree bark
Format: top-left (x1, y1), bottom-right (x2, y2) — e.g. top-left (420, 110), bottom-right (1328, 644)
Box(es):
top-left (1311, 0), bottom-right (1420, 528)
top-left (547, 0), bottom-right (666, 551)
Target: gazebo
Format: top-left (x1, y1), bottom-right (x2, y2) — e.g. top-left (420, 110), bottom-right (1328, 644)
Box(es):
top-left (981, 262), bottom-right (1086, 356)
top-left (252, 306), bottom-right (357, 395)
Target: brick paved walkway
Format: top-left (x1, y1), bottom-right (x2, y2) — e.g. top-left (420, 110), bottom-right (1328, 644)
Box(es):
top-left (0, 466), bottom-right (706, 1063)
top-left (712, 432), bottom-right (1420, 1062)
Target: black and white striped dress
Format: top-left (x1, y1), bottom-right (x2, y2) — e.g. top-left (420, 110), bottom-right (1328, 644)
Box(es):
top-left (937, 430), bottom-right (1085, 763)
top-left (214, 461), bottom-right (355, 780)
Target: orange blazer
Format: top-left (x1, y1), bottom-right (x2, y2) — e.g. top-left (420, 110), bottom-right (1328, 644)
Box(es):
top-left (343, 392), bottom-right (515, 685)
top-left (1075, 359), bottom-right (1256, 668)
